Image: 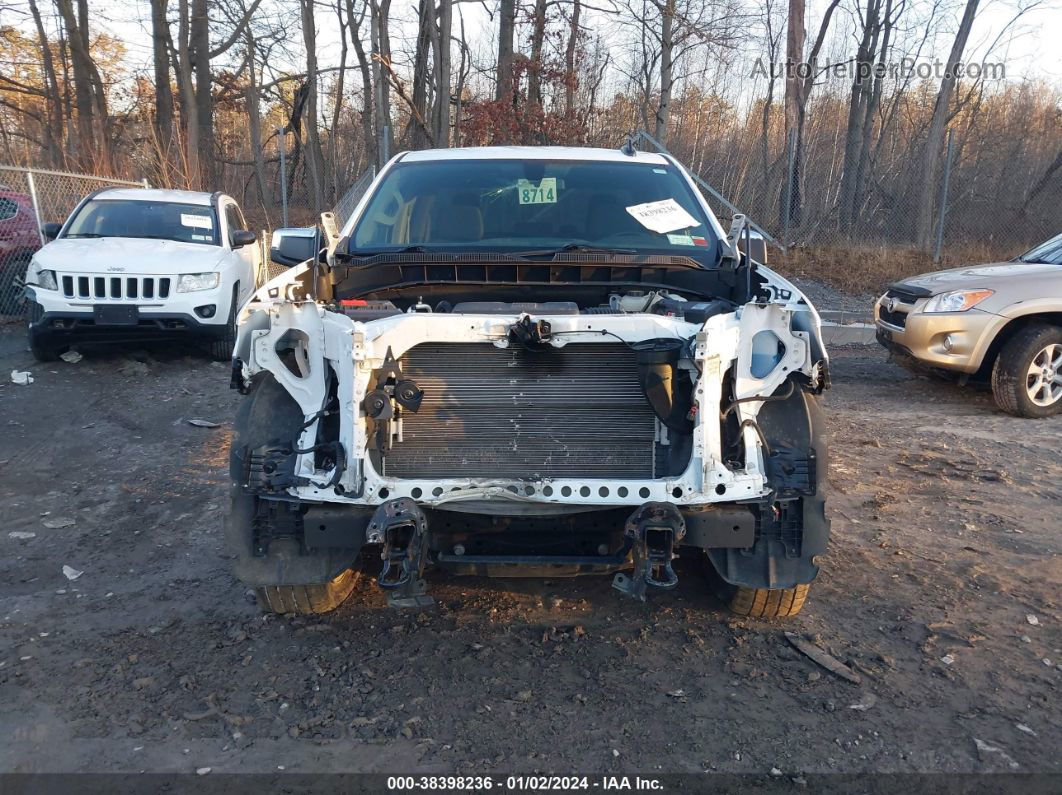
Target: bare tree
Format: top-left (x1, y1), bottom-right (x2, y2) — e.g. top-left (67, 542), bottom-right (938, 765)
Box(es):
top-left (781, 0), bottom-right (840, 228)
top-left (496, 0), bottom-right (517, 106)
top-left (299, 0), bottom-right (328, 211)
top-left (54, 0), bottom-right (109, 170)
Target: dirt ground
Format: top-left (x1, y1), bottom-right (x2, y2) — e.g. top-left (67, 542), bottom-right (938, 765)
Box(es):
top-left (0, 322), bottom-right (1059, 778)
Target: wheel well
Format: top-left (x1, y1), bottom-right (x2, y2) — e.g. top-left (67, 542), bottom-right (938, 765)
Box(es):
top-left (977, 313), bottom-right (1062, 378)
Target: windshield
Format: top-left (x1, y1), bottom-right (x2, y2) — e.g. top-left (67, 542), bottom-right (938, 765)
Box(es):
top-left (1018, 233), bottom-right (1062, 265)
top-left (65, 199), bottom-right (219, 245)
top-left (350, 158), bottom-right (718, 262)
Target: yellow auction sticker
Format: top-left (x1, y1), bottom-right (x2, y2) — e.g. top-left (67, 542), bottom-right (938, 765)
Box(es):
top-left (517, 178), bottom-right (558, 205)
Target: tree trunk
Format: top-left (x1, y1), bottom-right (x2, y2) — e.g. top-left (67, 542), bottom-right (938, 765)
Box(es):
top-left (432, 0), bottom-right (452, 146)
top-left (348, 0), bottom-right (377, 170)
top-left (781, 0), bottom-right (805, 229)
top-left (176, 0), bottom-right (200, 187)
top-left (191, 0), bottom-right (214, 189)
top-left (244, 29), bottom-right (268, 214)
top-left (781, 0), bottom-right (840, 230)
top-left (370, 0), bottom-right (393, 167)
top-left (852, 0), bottom-right (893, 228)
top-left (496, 0), bottom-right (516, 104)
top-left (654, 0), bottom-right (675, 142)
top-left (915, 0), bottom-right (979, 248)
top-left (150, 0), bottom-right (175, 163)
top-left (300, 0), bottom-right (327, 212)
top-left (528, 0), bottom-right (548, 109)
top-left (54, 0), bottom-right (96, 170)
top-left (564, 0), bottom-right (581, 121)
top-left (28, 0), bottom-right (64, 167)
top-left (409, 0), bottom-right (433, 149)
top-left (329, 0), bottom-right (349, 195)
top-left (837, 0), bottom-right (880, 232)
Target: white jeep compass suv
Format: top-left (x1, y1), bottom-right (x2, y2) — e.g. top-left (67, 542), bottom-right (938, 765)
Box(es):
top-left (23, 187), bottom-right (261, 361)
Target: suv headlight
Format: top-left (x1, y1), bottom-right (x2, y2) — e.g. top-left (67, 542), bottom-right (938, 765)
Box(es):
top-left (36, 269), bottom-right (58, 291)
top-left (921, 289), bottom-right (993, 313)
top-left (176, 272), bottom-right (220, 292)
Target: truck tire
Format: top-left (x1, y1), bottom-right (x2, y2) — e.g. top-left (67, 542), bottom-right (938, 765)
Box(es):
top-left (255, 568), bottom-right (359, 615)
top-left (228, 373), bottom-right (359, 615)
top-left (991, 323), bottom-right (1062, 418)
top-left (727, 583), bottom-right (809, 618)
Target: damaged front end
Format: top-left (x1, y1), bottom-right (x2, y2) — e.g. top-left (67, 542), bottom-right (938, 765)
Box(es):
top-left (226, 255), bottom-right (829, 606)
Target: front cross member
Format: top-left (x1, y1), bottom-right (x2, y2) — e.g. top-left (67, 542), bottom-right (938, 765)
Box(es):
top-left (612, 502), bottom-right (686, 601)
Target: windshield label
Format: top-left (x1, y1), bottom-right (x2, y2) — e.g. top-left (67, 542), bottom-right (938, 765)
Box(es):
top-left (626, 199), bottom-right (700, 234)
top-left (181, 213), bottom-right (213, 229)
top-left (667, 233), bottom-right (695, 246)
top-left (517, 178), bottom-right (557, 205)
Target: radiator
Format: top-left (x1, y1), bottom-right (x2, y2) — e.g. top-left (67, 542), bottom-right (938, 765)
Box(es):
top-left (383, 342), bottom-right (656, 479)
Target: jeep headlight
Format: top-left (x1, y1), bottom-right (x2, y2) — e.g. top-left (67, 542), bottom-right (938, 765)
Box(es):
top-left (176, 272), bottom-right (220, 292)
top-left (921, 289), bottom-right (993, 313)
top-left (36, 268), bottom-right (58, 291)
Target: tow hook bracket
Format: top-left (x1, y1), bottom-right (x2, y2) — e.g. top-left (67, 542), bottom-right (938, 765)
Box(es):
top-left (509, 315), bottom-right (552, 348)
top-left (368, 497), bottom-right (433, 608)
top-left (613, 502), bottom-right (686, 601)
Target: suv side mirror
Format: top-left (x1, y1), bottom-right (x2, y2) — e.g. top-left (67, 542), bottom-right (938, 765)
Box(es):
top-left (231, 229), bottom-right (257, 248)
top-left (41, 222), bottom-right (62, 240)
top-left (270, 227), bottom-right (318, 267)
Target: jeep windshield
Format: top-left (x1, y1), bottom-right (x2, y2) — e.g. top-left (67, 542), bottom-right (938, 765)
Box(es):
top-left (348, 158), bottom-right (719, 264)
top-left (64, 200), bottom-right (220, 246)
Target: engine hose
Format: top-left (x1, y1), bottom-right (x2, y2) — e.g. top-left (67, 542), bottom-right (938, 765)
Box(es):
top-left (738, 418), bottom-right (772, 458)
top-left (720, 378), bottom-right (795, 421)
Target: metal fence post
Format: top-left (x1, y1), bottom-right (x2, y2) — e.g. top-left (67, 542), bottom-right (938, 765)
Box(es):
top-left (25, 170), bottom-right (45, 245)
top-left (782, 130), bottom-right (797, 251)
top-left (933, 130), bottom-right (955, 264)
top-left (278, 128), bottom-right (288, 228)
top-left (381, 125), bottom-right (391, 165)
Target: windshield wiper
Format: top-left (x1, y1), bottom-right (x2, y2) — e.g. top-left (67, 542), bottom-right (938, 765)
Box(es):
top-left (346, 245), bottom-right (433, 258)
top-left (514, 243), bottom-right (637, 258)
top-left (65, 233), bottom-right (103, 238)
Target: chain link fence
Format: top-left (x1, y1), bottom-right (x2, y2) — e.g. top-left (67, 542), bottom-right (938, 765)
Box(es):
top-left (0, 166), bottom-right (147, 317)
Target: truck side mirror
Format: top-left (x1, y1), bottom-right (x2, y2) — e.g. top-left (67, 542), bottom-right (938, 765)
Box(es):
top-left (738, 232), bottom-right (768, 265)
top-left (231, 229), bottom-right (257, 248)
top-left (270, 227), bottom-right (318, 266)
top-left (41, 222), bottom-right (62, 240)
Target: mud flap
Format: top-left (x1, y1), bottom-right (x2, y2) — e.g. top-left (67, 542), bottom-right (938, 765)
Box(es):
top-left (612, 502), bottom-right (686, 601)
top-left (368, 497), bottom-right (433, 608)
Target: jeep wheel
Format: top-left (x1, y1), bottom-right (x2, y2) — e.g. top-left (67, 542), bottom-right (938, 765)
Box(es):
top-left (991, 323), bottom-right (1062, 418)
top-left (27, 322), bottom-right (60, 362)
top-left (255, 569), bottom-right (359, 615)
top-left (727, 584), bottom-right (809, 618)
top-left (207, 284), bottom-right (239, 361)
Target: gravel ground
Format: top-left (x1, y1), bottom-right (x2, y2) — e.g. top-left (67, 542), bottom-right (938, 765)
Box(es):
top-left (789, 277), bottom-right (879, 315)
top-left (0, 325), bottom-right (1059, 777)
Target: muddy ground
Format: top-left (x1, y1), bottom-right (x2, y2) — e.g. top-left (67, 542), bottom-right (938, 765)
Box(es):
top-left (0, 322), bottom-right (1059, 778)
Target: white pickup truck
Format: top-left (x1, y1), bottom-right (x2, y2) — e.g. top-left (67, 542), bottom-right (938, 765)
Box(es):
top-left (227, 145), bottom-right (832, 619)
top-left (23, 187), bottom-right (261, 361)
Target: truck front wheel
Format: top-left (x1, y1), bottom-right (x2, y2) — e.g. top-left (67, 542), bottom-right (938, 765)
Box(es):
top-left (254, 567), bottom-right (359, 615)
top-left (727, 584), bottom-right (810, 618)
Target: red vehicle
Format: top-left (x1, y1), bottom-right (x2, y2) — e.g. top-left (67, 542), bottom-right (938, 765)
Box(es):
top-left (0, 188), bottom-right (42, 314)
